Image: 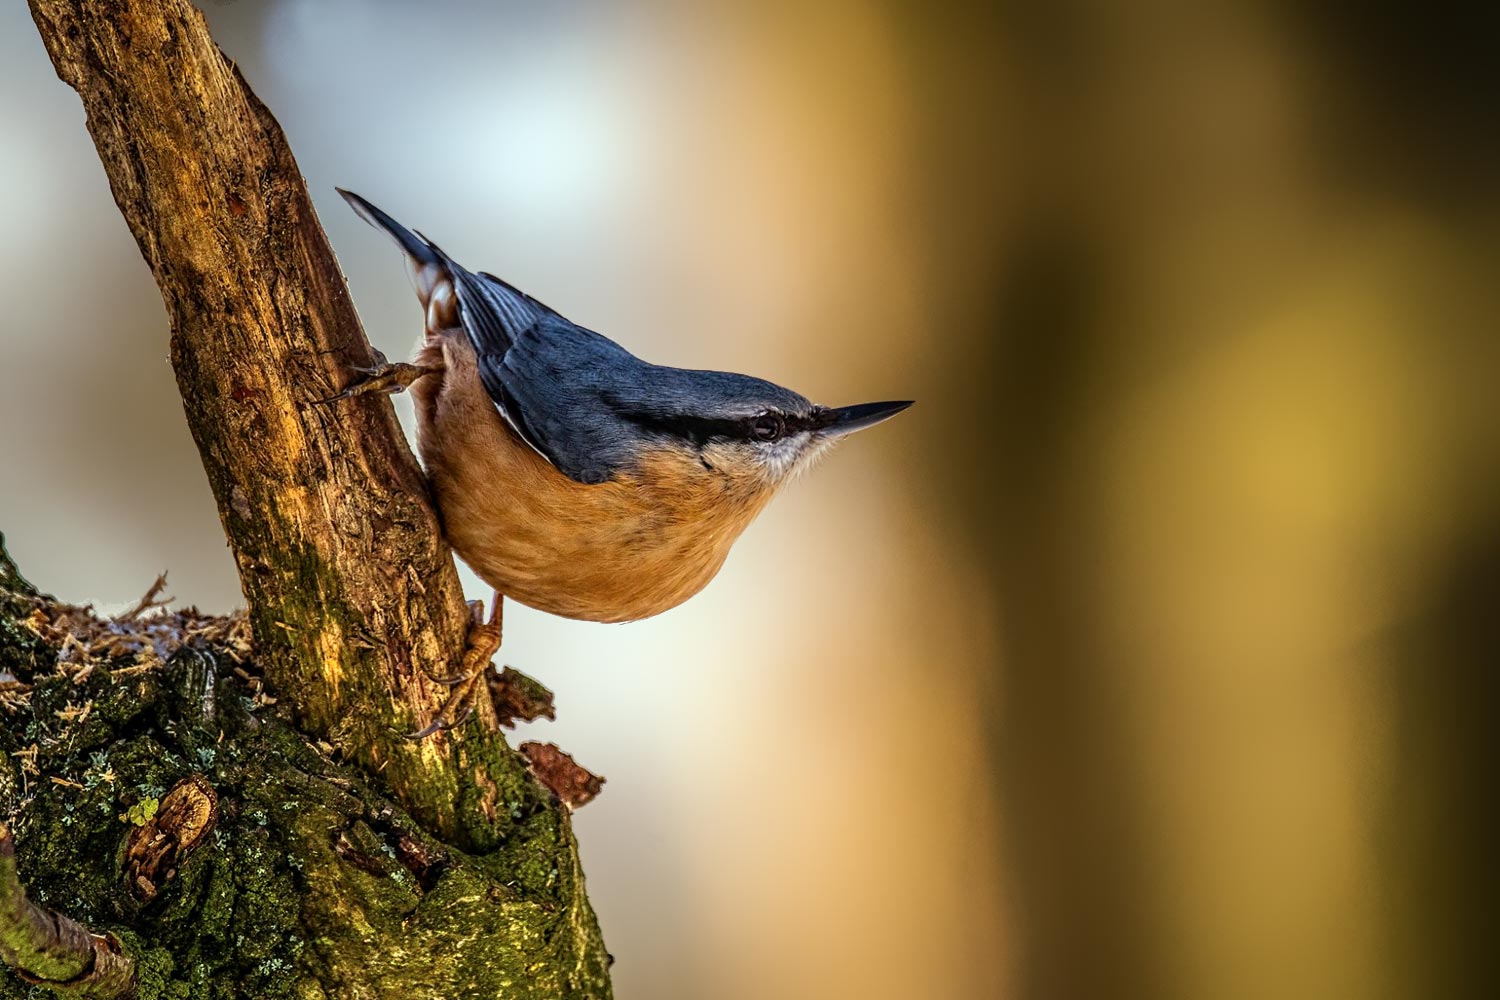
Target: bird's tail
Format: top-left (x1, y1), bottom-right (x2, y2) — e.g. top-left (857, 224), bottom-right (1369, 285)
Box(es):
top-left (337, 188), bottom-right (439, 266)
top-left (338, 188), bottom-right (458, 327)
top-left (336, 189), bottom-right (547, 359)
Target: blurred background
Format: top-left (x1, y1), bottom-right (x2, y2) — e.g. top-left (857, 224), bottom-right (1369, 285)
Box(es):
top-left (2, 2), bottom-right (1496, 998)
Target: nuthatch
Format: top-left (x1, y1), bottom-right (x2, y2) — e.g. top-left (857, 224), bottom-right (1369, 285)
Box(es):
top-left (332, 190), bottom-right (910, 634)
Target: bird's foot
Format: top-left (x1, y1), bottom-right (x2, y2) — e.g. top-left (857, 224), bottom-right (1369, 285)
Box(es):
top-left (316, 350), bottom-right (442, 403)
top-left (410, 595), bottom-right (503, 739)
top-left (408, 678), bottom-right (483, 740)
top-left (421, 600), bottom-right (502, 685)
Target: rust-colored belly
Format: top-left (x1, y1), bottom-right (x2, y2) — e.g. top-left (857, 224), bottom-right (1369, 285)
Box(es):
top-left (409, 334), bottom-right (765, 623)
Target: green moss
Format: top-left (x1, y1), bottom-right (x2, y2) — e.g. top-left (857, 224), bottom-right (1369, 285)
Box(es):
top-left (0, 533), bottom-right (48, 678)
top-left (241, 536), bottom-right (368, 730)
top-left (0, 533), bottom-right (35, 598)
top-left (0, 542), bottom-right (611, 999)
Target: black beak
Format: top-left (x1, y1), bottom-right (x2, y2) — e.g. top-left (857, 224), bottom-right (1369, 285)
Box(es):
top-left (818, 400), bottom-right (914, 438)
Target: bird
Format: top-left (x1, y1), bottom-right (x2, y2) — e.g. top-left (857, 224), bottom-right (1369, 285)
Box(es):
top-left (328, 190), bottom-right (911, 728)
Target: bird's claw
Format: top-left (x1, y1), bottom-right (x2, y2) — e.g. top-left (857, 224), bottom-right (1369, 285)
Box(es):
top-left (409, 595), bottom-right (504, 739)
top-left (407, 692), bottom-right (477, 740)
top-left (420, 600), bottom-right (500, 685)
top-left (315, 355), bottom-right (440, 404)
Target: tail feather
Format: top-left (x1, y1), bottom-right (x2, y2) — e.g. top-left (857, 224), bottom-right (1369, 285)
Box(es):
top-left (337, 188), bottom-right (551, 360)
top-left (336, 188), bottom-right (440, 267)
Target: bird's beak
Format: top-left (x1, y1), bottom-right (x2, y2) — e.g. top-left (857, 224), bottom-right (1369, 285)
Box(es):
top-left (817, 400), bottom-right (914, 438)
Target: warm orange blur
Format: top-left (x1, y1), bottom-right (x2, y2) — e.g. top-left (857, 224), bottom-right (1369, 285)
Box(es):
top-left (2, 3), bottom-right (1493, 999)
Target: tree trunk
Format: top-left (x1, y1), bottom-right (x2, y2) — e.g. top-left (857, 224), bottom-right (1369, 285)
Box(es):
top-left (3, 0), bottom-right (613, 994)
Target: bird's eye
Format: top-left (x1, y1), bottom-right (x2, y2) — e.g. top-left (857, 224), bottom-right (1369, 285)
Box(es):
top-left (750, 414), bottom-right (785, 441)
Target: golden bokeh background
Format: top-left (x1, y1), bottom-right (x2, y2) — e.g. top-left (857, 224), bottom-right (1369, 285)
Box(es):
top-left (2, 3), bottom-right (1494, 999)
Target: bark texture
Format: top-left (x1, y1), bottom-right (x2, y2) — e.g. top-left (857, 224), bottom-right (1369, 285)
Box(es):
top-left (1, 822), bottom-right (135, 997)
top-left (1, 534), bottom-right (611, 999)
top-left (7, 0), bottom-right (613, 994)
top-left (27, 0), bottom-right (503, 849)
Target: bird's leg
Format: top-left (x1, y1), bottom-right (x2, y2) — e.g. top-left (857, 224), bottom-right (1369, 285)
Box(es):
top-left (316, 348), bottom-right (443, 403)
top-left (420, 600), bottom-right (488, 684)
top-left (410, 593), bottom-right (503, 739)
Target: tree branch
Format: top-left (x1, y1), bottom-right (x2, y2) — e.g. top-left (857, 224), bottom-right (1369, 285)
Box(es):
top-left (0, 822), bottom-right (135, 999)
top-left (26, 0), bottom-right (520, 849)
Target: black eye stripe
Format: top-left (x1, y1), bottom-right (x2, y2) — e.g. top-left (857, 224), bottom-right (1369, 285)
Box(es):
top-left (617, 408), bottom-right (819, 445)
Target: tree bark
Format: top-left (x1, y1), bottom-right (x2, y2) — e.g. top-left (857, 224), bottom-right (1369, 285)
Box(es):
top-left (1, 533), bottom-right (611, 998)
top-left (25, 0), bottom-right (513, 851)
top-left (1, 820), bottom-right (135, 997)
top-left (5, 0), bottom-right (612, 995)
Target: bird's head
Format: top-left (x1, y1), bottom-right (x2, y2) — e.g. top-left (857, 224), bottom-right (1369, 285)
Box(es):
top-left (610, 368), bottom-right (911, 497)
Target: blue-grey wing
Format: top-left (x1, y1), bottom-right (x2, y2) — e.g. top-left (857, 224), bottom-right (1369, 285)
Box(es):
top-left (443, 262), bottom-right (640, 484)
top-left (493, 318), bottom-right (647, 484)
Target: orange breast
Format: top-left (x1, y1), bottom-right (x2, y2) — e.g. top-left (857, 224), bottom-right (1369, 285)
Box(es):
top-left (409, 333), bottom-right (770, 622)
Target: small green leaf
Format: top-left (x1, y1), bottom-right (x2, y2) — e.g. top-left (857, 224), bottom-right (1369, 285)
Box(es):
top-left (125, 797), bottom-right (160, 826)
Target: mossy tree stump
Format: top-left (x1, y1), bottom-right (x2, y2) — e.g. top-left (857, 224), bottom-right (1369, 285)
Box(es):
top-left (1, 535), bottom-right (609, 998)
top-left (3, 0), bottom-right (613, 994)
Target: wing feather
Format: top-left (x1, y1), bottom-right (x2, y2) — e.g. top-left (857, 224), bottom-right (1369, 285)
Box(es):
top-left (436, 255), bottom-right (638, 483)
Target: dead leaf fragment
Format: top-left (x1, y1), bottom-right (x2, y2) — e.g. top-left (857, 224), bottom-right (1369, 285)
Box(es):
top-left (488, 666), bottom-right (556, 729)
top-left (519, 742), bottom-right (604, 810)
